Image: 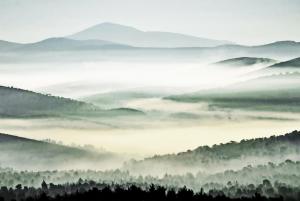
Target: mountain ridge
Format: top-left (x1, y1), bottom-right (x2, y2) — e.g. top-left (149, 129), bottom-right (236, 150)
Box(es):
top-left (68, 22), bottom-right (232, 48)
top-left (124, 130), bottom-right (300, 175)
top-left (213, 57), bottom-right (277, 67)
top-left (268, 57), bottom-right (300, 68)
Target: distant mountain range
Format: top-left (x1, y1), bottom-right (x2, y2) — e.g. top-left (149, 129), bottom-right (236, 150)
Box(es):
top-left (68, 22), bottom-right (232, 48)
top-left (0, 38), bottom-right (131, 52)
top-left (0, 40), bottom-right (299, 63)
top-left (213, 57), bottom-right (277, 67)
top-left (0, 40), bottom-right (22, 51)
top-left (0, 23), bottom-right (299, 62)
top-left (0, 133), bottom-right (120, 170)
top-left (17, 37), bottom-right (131, 51)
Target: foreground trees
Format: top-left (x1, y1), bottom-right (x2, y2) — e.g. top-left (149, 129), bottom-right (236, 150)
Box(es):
top-left (0, 182), bottom-right (285, 201)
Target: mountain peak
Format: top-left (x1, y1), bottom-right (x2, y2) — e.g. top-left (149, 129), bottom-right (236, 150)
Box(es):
top-left (82, 22), bottom-right (141, 33)
top-left (69, 22), bottom-right (232, 48)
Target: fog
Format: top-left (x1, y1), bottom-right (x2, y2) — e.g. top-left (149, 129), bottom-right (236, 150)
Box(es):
top-left (1, 59), bottom-right (300, 156)
top-left (0, 61), bottom-right (265, 98)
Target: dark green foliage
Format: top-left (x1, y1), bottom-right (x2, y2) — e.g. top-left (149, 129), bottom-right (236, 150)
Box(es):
top-left (0, 182), bottom-right (285, 201)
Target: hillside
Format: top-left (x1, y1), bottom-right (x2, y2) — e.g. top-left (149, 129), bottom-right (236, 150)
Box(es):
top-left (213, 57), bottom-right (277, 67)
top-left (210, 41), bottom-right (300, 60)
top-left (268, 57), bottom-right (300, 68)
top-left (166, 73), bottom-right (300, 112)
top-left (15, 37), bottom-right (131, 52)
top-left (124, 130), bottom-right (300, 175)
top-left (0, 133), bottom-right (121, 170)
top-left (0, 40), bottom-right (22, 51)
top-left (68, 22), bottom-right (231, 48)
top-left (0, 86), bottom-right (97, 117)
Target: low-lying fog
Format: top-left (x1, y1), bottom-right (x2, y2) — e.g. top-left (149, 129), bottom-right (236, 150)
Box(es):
top-left (0, 61), bottom-right (266, 98)
top-left (0, 60), bottom-right (299, 156)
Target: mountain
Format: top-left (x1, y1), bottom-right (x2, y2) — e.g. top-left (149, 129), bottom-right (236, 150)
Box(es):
top-left (268, 57), bottom-right (300, 68)
top-left (68, 22), bottom-right (232, 48)
top-left (213, 57), bottom-right (277, 67)
top-left (124, 130), bottom-right (300, 175)
top-left (1, 39), bottom-right (299, 63)
top-left (0, 86), bottom-right (97, 117)
top-left (166, 73), bottom-right (300, 112)
top-left (0, 133), bottom-right (120, 170)
top-left (0, 40), bottom-right (22, 51)
top-left (15, 37), bottom-right (131, 51)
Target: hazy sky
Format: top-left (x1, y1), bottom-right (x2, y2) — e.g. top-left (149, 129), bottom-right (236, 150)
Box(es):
top-left (0, 0), bottom-right (300, 45)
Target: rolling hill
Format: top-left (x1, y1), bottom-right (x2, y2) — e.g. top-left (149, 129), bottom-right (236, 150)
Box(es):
top-left (268, 57), bottom-right (300, 68)
top-left (166, 73), bottom-right (300, 112)
top-left (124, 130), bottom-right (300, 175)
top-left (0, 40), bottom-right (22, 51)
top-left (0, 86), bottom-right (97, 117)
top-left (213, 57), bottom-right (277, 67)
top-left (0, 133), bottom-right (121, 170)
top-left (0, 86), bottom-right (145, 118)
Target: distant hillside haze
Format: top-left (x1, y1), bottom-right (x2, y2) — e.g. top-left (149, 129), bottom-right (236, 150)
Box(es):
top-left (0, 40), bottom-right (22, 51)
top-left (0, 39), bottom-right (299, 63)
top-left (166, 73), bottom-right (300, 113)
top-left (68, 22), bottom-right (232, 48)
top-left (0, 86), bottom-right (145, 118)
top-left (0, 86), bottom-right (97, 117)
top-left (0, 133), bottom-right (120, 170)
top-left (269, 57), bottom-right (300, 68)
top-left (213, 57), bottom-right (277, 67)
top-left (17, 37), bottom-right (132, 51)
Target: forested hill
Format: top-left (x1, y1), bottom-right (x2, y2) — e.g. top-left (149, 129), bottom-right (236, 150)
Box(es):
top-left (269, 57), bottom-right (300, 68)
top-left (151, 130), bottom-right (300, 162)
top-left (0, 86), bottom-right (97, 117)
top-left (0, 133), bottom-right (119, 170)
top-left (213, 57), bottom-right (276, 67)
top-left (0, 133), bottom-right (36, 143)
top-left (124, 131), bottom-right (300, 175)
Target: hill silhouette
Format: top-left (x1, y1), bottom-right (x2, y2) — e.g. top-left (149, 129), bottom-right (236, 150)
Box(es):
top-left (0, 133), bottom-right (120, 170)
top-left (268, 57), bottom-right (300, 68)
top-left (213, 57), bottom-right (276, 67)
top-left (0, 86), bottom-right (96, 117)
top-left (166, 73), bottom-right (300, 112)
top-left (69, 22), bottom-right (231, 47)
top-left (124, 130), bottom-right (300, 175)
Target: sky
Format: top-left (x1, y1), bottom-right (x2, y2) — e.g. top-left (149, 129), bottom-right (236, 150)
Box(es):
top-left (0, 0), bottom-right (300, 45)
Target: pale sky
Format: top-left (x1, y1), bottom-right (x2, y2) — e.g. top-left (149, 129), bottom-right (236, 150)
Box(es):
top-left (0, 0), bottom-right (300, 45)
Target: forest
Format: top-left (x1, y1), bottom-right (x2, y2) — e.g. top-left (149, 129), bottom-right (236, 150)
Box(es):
top-left (0, 180), bottom-right (288, 201)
